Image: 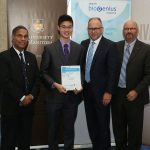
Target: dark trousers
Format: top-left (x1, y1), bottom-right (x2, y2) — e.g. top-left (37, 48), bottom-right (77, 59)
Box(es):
top-left (111, 88), bottom-right (144, 150)
top-left (83, 83), bottom-right (111, 150)
top-left (1, 110), bottom-right (33, 150)
top-left (46, 92), bottom-right (78, 150)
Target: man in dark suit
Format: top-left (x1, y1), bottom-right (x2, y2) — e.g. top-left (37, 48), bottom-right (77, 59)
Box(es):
top-left (111, 20), bottom-right (150, 150)
top-left (0, 25), bottom-right (40, 150)
top-left (40, 14), bottom-right (83, 150)
top-left (81, 17), bottom-right (117, 150)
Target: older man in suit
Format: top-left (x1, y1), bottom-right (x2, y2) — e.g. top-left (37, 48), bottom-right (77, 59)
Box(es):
top-left (111, 20), bottom-right (150, 150)
top-left (81, 17), bottom-right (118, 150)
top-left (40, 14), bottom-right (83, 150)
top-left (0, 25), bottom-right (40, 150)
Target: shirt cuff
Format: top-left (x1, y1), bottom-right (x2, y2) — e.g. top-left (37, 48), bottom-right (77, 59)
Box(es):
top-left (20, 95), bottom-right (25, 102)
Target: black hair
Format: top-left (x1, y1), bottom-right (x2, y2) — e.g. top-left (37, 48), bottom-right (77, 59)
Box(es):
top-left (12, 25), bottom-right (28, 36)
top-left (58, 14), bottom-right (73, 26)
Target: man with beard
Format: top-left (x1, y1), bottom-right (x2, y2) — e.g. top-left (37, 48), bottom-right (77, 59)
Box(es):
top-left (111, 20), bottom-right (150, 150)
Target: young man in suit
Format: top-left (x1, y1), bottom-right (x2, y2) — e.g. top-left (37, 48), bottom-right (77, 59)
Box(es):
top-left (81, 17), bottom-right (118, 150)
top-left (111, 20), bottom-right (150, 150)
top-left (40, 14), bottom-right (83, 150)
top-left (0, 25), bottom-right (40, 150)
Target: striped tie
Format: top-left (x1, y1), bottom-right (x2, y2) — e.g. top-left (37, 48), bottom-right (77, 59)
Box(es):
top-left (19, 52), bottom-right (29, 94)
top-left (85, 41), bottom-right (95, 82)
top-left (118, 44), bottom-right (130, 88)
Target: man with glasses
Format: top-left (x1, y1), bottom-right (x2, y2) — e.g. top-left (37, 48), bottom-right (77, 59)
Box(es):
top-left (111, 20), bottom-right (150, 150)
top-left (81, 17), bottom-right (118, 150)
top-left (40, 14), bottom-right (83, 150)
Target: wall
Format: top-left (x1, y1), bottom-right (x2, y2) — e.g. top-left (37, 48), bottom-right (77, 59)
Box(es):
top-left (0, 0), bottom-right (8, 51)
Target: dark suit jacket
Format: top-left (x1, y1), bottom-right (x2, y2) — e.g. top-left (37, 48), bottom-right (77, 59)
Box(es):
top-left (40, 40), bottom-right (83, 103)
top-left (81, 36), bottom-right (118, 101)
top-left (0, 47), bottom-right (40, 115)
top-left (116, 39), bottom-right (150, 104)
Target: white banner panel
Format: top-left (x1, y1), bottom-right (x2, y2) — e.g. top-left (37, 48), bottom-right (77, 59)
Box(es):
top-left (69, 0), bottom-right (131, 43)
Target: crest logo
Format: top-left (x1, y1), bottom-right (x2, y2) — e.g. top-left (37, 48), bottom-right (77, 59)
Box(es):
top-left (31, 19), bottom-right (44, 33)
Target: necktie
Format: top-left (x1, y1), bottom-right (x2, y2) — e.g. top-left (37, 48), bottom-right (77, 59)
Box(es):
top-left (118, 44), bottom-right (130, 88)
top-left (85, 41), bottom-right (95, 82)
top-left (19, 52), bottom-right (29, 94)
top-left (64, 44), bottom-right (69, 60)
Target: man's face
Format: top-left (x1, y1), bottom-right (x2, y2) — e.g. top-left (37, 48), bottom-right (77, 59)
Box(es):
top-left (12, 29), bottom-right (28, 51)
top-left (58, 21), bottom-right (73, 40)
top-left (88, 19), bottom-right (103, 41)
top-left (123, 21), bottom-right (138, 43)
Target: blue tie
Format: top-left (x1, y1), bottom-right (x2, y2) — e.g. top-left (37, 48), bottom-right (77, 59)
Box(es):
top-left (85, 42), bottom-right (95, 82)
top-left (118, 44), bottom-right (130, 88)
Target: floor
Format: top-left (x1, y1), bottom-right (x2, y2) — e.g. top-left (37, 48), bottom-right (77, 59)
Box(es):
top-left (33, 146), bottom-right (150, 150)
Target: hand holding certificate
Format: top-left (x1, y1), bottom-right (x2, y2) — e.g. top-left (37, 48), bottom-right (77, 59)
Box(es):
top-left (61, 65), bottom-right (82, 91)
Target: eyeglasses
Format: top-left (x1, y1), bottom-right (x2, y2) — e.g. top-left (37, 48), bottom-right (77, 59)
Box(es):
top-left (60, 25), bottom-right (73, 30)
top-left (88, 27), bottom-right (103, 31)
top-left (124, 28), bottom-right (136, 31)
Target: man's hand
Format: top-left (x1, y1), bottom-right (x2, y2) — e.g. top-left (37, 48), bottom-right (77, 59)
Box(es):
top-left (102, 92), bottom-right (112, 106)
top-left (53, 82), bottom-right (67, 93)
top-left (20, 95), bottom-right (33, 107)
top-left (73, 86), bottom-right (83, 95)
top-left (127, 90), bottom-right (138, 101)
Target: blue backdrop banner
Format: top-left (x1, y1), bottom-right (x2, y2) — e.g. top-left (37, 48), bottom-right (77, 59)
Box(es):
top-left (68, 0), bottom-right (131, 43)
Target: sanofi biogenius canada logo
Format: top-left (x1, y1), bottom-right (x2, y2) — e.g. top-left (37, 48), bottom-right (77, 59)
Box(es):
top-left (78, 0), bottom-right (129, 21)
top-left (89, 3), bottom-right (116, 13)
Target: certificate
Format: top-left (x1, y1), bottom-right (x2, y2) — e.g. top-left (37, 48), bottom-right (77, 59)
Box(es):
top-left (61, 65), bottom-right (82, 91)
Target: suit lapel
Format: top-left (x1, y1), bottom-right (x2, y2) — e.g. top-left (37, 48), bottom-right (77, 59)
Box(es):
top-left (10, 47), bottom-right (23, 78)
top-left (90, 37), bottom-right (105, 69)
top-left (128, 40), bottom-right (141, 65)
top-left (68, 41), bottom-right (73, 63)
top-left (68, 41), bottom-right (77, 64)
top-left (55, 40), bottom-right (67, 64)
top-left (83, 40), bottom-right (90, 70)
top-left (55, 40), bottom-right (78, 65)
top-left (118, 41), bottom-right (125, 65)
top-left (10, 47), bottom-right (21, 66)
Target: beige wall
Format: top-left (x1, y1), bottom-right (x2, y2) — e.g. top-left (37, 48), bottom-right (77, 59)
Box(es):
top-left (0, 0), bottom-right (8, 52)
top-left (132, 0), bottom-right (150, 44)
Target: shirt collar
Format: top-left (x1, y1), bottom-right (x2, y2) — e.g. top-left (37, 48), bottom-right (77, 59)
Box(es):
top-left (60, 40), bottom-right (71, 49)
top-left (13, 46), bottom-right (24, 55)
top-left (125, 39), bottom-right (136, 47)
top-left (90, 35), bottom-right (102, 45)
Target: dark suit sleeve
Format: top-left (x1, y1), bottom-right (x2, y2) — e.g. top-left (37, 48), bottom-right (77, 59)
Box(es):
top-left (135, 45), bottom-right (150, 94)
top-left (40, 46), bottom-right (54, 88)
top-left (80, 44), bottom-right (86, 85)
top-left (30, 54), bottom-right (40, 100)
top-left (106, 42), bottom-right (118, 94)
top-left (80, 40), bottom-right (89, 84)
top-left (0, 53), bottom-right (24, 101)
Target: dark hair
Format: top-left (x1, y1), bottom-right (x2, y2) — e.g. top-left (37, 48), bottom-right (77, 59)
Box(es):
top-left (12, 25), bottom-right (28, 36)
top-left (58, 14), bottom-right (73, 26)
